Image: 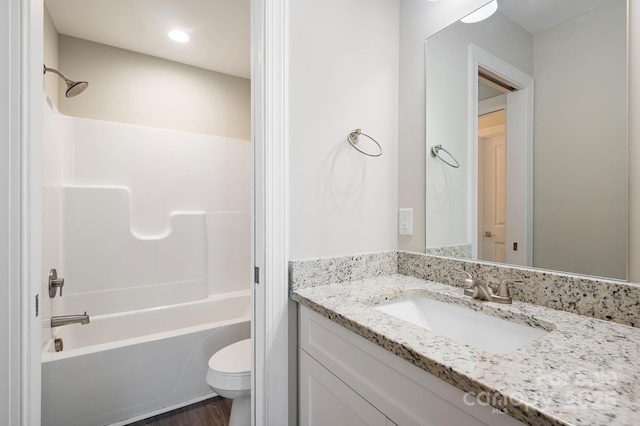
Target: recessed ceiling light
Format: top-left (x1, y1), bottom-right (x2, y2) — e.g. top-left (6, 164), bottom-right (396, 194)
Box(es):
top-left (168, 30), bottom-right (190, 43)
top-left (461, 0), bottom-right (498, 24)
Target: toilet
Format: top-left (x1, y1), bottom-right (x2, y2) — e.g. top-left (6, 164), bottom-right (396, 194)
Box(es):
top-left (206, 338), bottom-right (251, 426)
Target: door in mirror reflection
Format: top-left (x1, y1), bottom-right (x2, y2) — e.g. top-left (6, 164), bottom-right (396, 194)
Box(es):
top-left (478, 108), bottom-right (506, 263)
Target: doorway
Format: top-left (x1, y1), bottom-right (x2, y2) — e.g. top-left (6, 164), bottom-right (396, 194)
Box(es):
top-left (469, 45), bottom-right (534, 267)
top-left (40, 1), bottom-right (258, 425)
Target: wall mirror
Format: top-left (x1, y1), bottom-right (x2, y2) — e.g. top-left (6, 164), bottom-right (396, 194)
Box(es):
top-left (425, 0), bottom-right (628, 280)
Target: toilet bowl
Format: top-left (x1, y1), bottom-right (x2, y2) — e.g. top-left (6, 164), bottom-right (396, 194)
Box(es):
top-left (207, 338), bottom-right (251, 426)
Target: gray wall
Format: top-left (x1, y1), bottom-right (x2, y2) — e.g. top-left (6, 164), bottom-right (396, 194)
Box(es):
top-left (43, 5), bottom-right (59, 106)
top-left (55, 35), bottom-right (251, 139)
top-left (532, 0), bottom-right (627, 279)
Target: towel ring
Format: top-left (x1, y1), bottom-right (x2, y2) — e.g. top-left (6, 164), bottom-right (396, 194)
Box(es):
top-left (347, 129), bottom-right (383, 157)
top-left (430, 145), bottom-right (460, 168)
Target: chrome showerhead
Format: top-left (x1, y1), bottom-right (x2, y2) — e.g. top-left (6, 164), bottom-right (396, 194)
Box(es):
top-left (43, 64), bottom-right (89, 98)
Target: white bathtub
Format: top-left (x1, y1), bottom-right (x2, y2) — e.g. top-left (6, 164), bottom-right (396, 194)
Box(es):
top-left (41, 291), bottom-right (251, 426)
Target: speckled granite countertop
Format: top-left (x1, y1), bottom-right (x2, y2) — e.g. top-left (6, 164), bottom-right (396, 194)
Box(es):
top-left (291, 274), bottom-right (640, 426)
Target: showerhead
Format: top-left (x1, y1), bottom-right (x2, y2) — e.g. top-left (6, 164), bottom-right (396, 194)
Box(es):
top-left (44, 64), bottom-right (89, 98)
top-left (65, 80), bottom-right (89, 98)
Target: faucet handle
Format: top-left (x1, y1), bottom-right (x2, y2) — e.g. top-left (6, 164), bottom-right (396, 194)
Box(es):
top-left (453, 267), bottom-right (473, 279)
top-left (454, 268), bottom-right (475, 296)
top-left (497, 279), bottom-right (524, 297)
top-left (490, 279), bottom-right (524, 304)
top-left (496, 279), bottom-right (511, 297)
top-left (48, 269), bottom-right (65, 298)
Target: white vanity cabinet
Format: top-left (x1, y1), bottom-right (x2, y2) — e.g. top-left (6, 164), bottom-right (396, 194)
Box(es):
top-left (298, 306), bottom-right (525, 426)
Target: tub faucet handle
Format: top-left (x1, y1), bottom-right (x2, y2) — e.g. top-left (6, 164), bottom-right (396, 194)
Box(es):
top-left (48, 268), bottom-right (65, 298)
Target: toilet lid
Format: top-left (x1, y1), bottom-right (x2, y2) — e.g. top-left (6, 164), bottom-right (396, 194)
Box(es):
top-left (208, 338), bottom-right (251, 374)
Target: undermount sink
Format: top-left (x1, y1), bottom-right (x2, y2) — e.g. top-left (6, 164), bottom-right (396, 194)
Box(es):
top-left (374, 297), bottom-right (548, 354)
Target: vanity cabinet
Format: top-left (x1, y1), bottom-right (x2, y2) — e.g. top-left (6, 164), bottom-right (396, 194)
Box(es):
top-left (298, 306), bottom-right (524, 426)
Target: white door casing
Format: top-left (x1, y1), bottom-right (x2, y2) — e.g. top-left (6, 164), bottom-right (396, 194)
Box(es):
top-left (9, 0), bottom-right (45, 424)
top-left (504, 89), bottom-right (530, 265)
top-left (469, 45), bottom-right (533, 266)
top-left (1, 0), bottom-right (24, 424)
top-left (5, 1), bottom-right (289, 426)
top-left (251, 0), bottom-right (290, 424)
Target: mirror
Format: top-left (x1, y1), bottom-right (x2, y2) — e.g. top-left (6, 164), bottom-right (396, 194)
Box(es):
top-left (425, 0), bottom-right (628, 280)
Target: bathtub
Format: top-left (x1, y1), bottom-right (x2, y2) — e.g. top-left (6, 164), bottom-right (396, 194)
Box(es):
top-left (41, 291), bottom-right (251, 426)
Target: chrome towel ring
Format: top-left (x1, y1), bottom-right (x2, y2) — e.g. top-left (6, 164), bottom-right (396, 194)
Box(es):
top-left (347, 129), bottom-right (383, 157)
top-left (430, 145), bottom-right (460, 168)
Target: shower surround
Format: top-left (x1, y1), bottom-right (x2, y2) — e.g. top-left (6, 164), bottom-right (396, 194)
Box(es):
top-left (41, 97), bottom-right (251, 425)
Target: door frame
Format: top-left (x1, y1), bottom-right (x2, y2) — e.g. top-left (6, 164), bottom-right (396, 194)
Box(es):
top-left (1, 0), bottom-right (26, 423)
top-left (251, 0), bottom-right (291, 424)
top-left (6, 0), bottom-right (44, 424)
top-left (7, 0), bottom-right (290, 424)
top-left (468, 44), bottom-right (534, 266)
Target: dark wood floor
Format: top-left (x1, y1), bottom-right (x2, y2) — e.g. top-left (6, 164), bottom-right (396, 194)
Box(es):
top-left (128, 397), bottom-right (232, 426)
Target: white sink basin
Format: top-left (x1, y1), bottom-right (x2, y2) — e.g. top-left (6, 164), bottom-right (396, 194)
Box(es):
top-left (374, 297), bottom-right (547, 354)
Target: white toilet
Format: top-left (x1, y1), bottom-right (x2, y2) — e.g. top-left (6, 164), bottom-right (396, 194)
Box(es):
top-left (206, 338), bottom-right (251, 426)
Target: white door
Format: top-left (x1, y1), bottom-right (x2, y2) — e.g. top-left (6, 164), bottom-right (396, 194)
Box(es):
top-left (479, 132), bottom-right (507, 263)
top-left (477, 94), bottom-right (528, 266)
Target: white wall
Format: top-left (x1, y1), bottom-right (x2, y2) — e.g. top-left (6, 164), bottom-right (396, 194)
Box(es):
top-left (288, 0), bottom-right (400, 258)
top-left (398, 0), bottom-right (490, 253)
top-left (424, 13), bottom-right (532, 249)
top-left (532, 0), bottom-right (627, 279)
top-left (56, 35), bottom-right (251, 139)
top-left (41, 102), bottom-right (251, 329)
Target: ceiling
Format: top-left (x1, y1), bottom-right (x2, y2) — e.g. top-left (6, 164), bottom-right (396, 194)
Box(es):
top-left (497, 0), bottom-right (617, 35)
top-left (45, 0), bottom-right (617, 79)
top-left (45, 0), bottom-right (250, 79)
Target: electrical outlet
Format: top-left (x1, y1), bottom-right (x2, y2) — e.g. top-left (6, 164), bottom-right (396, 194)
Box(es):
top-left (399, 208), bottom-right (413, 236)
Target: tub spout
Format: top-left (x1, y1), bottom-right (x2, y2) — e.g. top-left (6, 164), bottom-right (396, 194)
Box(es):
top-left (51, 312), bottom-right (90, 327)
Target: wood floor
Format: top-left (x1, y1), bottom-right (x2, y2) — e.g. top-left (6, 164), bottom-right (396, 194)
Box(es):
top-left (129, 397), bottom-right (233, 426)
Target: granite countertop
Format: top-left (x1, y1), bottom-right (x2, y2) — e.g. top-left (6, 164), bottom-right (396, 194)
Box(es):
top-left (291, 274), bottom-right (640, 426)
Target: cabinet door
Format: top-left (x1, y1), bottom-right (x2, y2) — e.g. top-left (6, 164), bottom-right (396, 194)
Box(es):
top-left (300, 350), bottom-right (388, 426)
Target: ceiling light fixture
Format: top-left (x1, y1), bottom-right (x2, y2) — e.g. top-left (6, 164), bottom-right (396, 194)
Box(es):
top-left (461, 0), bottom-right (498, 24)
top-left (168, 30), bottom-right (190, 43)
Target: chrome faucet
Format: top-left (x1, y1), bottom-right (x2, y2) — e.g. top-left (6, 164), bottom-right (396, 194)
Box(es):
top-left (454, 269), bottom-right (520, 304)
top-left (51, 312), bottom-right (90, 327)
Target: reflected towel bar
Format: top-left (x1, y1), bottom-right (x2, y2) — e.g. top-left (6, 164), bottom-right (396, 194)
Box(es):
top-left (430, 145), bottom-right (460, 168)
